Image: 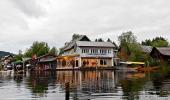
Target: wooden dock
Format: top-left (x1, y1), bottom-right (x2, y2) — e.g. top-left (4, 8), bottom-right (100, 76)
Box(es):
top-left (55, 66), bottom-right (115, 71)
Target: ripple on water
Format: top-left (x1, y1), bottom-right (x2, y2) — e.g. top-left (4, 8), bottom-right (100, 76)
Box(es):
top-left (0, 70), bottom-right (169, 99)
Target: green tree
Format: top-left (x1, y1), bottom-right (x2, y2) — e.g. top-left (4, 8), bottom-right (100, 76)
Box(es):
top-left (97, 38), bottom-right (104, 42)
top-left (98, 38), bottom-right (104, 42)
top-left (118, 31), bottom-right (137, 60)
top-left (141, 37), bottom-right (169, 47)
top-left (152, 39), bottom-right (169, 47)
top-left (72, 34), bottom-right (82, 41)
top-left (15, 50), bottom-right (23, 61)
top-left (141, 39), bottom-right (152, 46)
top-left (95, 38), bottom-right (104, 42)
top-left (59, 48), bottom-right (64, 55)
top-left (107, 38), bottom-right (112, 42)
top-left (24, 41), bottom-right (50, 57)
top-left (118, 31), bottom-right (144, 61)
top-left (118, 31), bottom-right (137, 46)
top-left (49, 47), bottom-right (58, 55)
top-left (128, 43), bottom-right (144, 61)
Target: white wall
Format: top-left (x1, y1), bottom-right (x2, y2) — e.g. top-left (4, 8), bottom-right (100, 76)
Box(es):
top-left (77, 47), bottom-right (115, 58)
top-left (62, 46), bottom-right (117, 59)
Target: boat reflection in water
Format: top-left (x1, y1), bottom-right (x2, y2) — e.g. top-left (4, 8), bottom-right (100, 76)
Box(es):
top-left (0, 69), bottom-right (170, 100)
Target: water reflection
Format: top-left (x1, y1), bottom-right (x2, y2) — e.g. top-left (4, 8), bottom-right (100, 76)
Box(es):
top-left (0, 70), bottom-right (170, 100)
top-left (56, 71), bottom-right (117, 99)
top-left (27, 71), bottom-right (56, 97)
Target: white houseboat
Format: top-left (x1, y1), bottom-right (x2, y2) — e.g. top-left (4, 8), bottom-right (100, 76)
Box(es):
top-left (57, 35), bottom-right (118, 70)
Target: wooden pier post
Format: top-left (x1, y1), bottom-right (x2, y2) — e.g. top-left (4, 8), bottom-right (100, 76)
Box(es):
top-left (65, 82), bottom-right (70, 100)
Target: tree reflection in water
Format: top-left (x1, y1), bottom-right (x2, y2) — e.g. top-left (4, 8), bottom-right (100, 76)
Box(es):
top-left (2, 69), bottom-right (170, 100)
top-left (25, 70), bottom-right (117, 99)
top-left (26, 71), bottom-right (56, 97)
top-left (23, 70), bottom-right (162, 100)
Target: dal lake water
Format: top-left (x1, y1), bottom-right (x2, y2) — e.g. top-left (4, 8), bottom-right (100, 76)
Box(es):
top-left (0, 70), bottom-right (170, 100)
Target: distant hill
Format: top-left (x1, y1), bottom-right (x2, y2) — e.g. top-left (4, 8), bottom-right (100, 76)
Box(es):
top-left (0, 51), bottom-right (14, 58)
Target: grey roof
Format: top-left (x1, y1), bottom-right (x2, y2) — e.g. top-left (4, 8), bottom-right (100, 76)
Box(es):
top-left (39, 58), bottom-right (56, 63)
top-left (141, 45), bottom-right (153, 53)
top-left (63, 35), bottom-right (91, 51)
top-left (63, 41), bottom-right (75, 51)
top-left (22, 57), bottom-right (32, 62)
top-left (37, 54), bottom-right (56, 59)
top-left (156, 47), bottom-right (170, 56)
top-left (76, 41), bottom-right (116, 48)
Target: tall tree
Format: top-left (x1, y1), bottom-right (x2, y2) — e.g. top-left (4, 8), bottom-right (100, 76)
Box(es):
top-left (49, 47), bottom-right (58, 55)
top-left (24, 41), bottom-right (50, 57)
top-left (15, 50), bottom-right (23, 61)
top-left (94, 38), bottom-right (104, 42)
top-left (141, 39), bottom-right (152, 46)
top-left (107, 38), bottom-right (112, 42)
top-left (97, 38), bottom-right (104, 42)
top-left (72, 34), bottom-right (82, 41)
top-left (152, 37), bottom-right (169, 47)
top-left (59, 48), bottom-right (64, 55)
top-left (118, 31), bottom-right (137, 57)
top-left (141, 37), bottom-right (169, 47)
top-left (118, 31), bottom-right (137, 45)
top-left (118, 31), bottom-right (143, 61)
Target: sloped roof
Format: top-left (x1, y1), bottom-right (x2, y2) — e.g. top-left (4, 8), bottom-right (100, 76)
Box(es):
top-left (63, 35), bottom-right (91, 51)
top-left (37, 53), bottom-right (56, 59)
top-left (141, 45), bottom-right (153, 53)
top-left (76, 41), bottom-right (116, 48)
top-left (63, 41), bottom-right (75, 51)
top-left (112, 41), bottom-right (118, 49)
top-left (22, 57), bottom-right (32, 62)
top-left (156, 47), bottom-right (170, 56)
top-left (39, 58), bottom-right (56, 62)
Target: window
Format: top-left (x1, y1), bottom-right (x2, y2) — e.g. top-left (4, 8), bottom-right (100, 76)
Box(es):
top-left (85, 49), bottom-right (89, 53)
top-left (76, 60), bottom-right (79, 67)
top-left (100, 59), bottom-right (103, 65)
top-left (103, 60), bottom-right (107, 65)
top-left (91, 49), bottom-right (93, 53)
top-left (100, 49), bottom-right (102, 54)
top-left (103, 49), bottom-right (107, 54)
top-left (91, 49), bottom-right (94, 54)
top-left (82, 49), bottom-right (89, 53)
top-left (108, 49), bottom-right (111, 54)
top-left (100, 49), bottom-right (107, 54)
top-left (94, 49), bottom-right (98, 54)
top-left (100, 59), bottom-right (107, 65)
top-left (90, 49), bottom-right (98, 54)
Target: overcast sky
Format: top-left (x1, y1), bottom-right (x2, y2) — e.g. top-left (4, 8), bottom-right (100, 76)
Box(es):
top-left (0, 0), bottom-right (170, 53)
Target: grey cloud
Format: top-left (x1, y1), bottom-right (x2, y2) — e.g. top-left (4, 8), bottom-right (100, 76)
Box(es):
top-left (11, 0), bottom-right (46, 17)
top-left (0, 0), bottom-right (170, 53)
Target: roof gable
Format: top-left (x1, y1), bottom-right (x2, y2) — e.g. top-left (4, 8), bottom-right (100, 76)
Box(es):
top-left (151, 47), bottom-right (170, 56)
top-left (157, 47), bottom-right (170, 56)
top-left (63, 35), bottom-right (91, 51)
top-left (77, 35), bottom-right (91, 41)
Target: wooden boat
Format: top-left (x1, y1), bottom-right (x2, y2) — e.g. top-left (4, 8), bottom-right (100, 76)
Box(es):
top-left (120, 61), bottom-right (145, 65)
top-left (136, 67), bottom-right (159, 72)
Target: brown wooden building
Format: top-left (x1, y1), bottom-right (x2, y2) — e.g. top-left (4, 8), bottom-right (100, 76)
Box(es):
top-left (23, 54), bottom-right (57, 70)
top-left (150, 47), bottom-right (170, 64)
